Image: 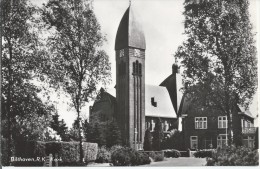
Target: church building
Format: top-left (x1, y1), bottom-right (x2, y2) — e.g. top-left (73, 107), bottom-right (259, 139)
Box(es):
top-left (89, 4), bottom-right (179, 150)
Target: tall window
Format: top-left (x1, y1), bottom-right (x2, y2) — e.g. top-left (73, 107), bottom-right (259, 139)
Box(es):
top-left (218, 116), bottom-right (227, 128)
top-left (195, 117), bottom-right (207, 129)
top-left (151, 119), bottom-right (155, 131)
top-left (190, 136), bottom-right (198, 149)
top-left (217, 134), bottom-right (227, 148)
top-left (133, 60), bottom-right (142, 75)
top-left (164, 120), bottom-right (169, 132)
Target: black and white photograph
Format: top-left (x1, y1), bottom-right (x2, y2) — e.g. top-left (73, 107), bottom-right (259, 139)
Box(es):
top-left (0, 0), bottom-right (259, 167)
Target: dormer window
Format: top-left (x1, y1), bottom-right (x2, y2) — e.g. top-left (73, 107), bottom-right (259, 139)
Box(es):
top-left (151, 97), bottom-right (157, 107)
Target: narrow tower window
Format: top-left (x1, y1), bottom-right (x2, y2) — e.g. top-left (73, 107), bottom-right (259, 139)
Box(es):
top-left (135, 61), bottom-right (139, 74)
top-left (138, 63), bottom-right (142, 75)
top-left (133, 62), bottom-right (136, 74)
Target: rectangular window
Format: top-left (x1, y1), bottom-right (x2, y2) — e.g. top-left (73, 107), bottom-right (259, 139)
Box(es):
top-left (218, 116), bottom-right (227, 128)
top-left (217, 134), bottom-right (227, 148)
top-left (190, 136), bottom-right (198, 149)
top-left (195, 117), bottom-right (207, 129)
top-left (163, 120), bottom-right (169, 132)
top-left (243, 136), bottom-right (255, 148)
top-left (151, 119), bottom-right (155, 131)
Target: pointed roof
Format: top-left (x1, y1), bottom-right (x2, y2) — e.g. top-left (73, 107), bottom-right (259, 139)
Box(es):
top-left (115, 5), bottom-right (146, 50)
top-left (145, 85), bottom-right (177, 118)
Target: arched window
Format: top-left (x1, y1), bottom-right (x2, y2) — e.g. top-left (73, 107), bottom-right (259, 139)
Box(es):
top-left (133, 61), bottom-right (142, 75)
top-left (135, 61), bottom-right (139, 74)
top-left (133, 62), bottom-right (136, 74)
top-left (138, 63), bottom-right (142, 75)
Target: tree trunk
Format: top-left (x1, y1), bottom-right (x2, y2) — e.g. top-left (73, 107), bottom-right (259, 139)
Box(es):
top-left (7, 41), bottom-right (13, 166)
top-left (77, 111), bottom-right (83, 162)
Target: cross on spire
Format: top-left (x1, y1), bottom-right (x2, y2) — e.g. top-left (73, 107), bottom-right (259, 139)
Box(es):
top-left (129, 0), bottom-right (131, 5)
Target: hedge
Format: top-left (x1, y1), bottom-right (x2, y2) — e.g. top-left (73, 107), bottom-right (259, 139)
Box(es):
top-left (82, 142), bottom-right (98, 162)
top-left (11, 141), bottom-right (97, 166)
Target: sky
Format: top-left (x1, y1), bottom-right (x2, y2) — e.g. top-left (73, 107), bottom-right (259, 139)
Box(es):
top-left (32, 0), bottom-right (259, 128)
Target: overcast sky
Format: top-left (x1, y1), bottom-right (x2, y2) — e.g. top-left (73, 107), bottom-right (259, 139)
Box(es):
top-left (32, 0), bottom-right (259, 127)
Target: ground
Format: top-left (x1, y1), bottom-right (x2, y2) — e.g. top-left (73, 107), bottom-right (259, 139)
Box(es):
top-left (87, 157), bottom-right (207, 167)
top-left (143, 157), bottom-right (207, 166)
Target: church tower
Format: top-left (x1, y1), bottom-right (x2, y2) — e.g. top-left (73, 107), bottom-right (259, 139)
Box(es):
top-left (115, 4), bottom-right (146, 150)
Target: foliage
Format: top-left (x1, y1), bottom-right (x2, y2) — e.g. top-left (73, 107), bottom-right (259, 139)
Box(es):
top-left (110, 145), bottom-right (123, 154)
top-left (85, 119), bottom-right (121, 148)
top-left (1, 0), bottom-right (54, 164)
top-left (254, 128), bottom-right (258, 149)
top-left (176, 0), bottom-right (257, 145)
top-left (142, 151), bottom-right (165, 162)
top-left (95, 146), bottom-right (111, 163)
top-left (50, 113), bottom-right (70, 141)
top-left (68, 119), bottom-right (82, 141)
top-left (163, 149), bottom-right (181, 158)
top-left (144, 129), bottom-right (152, 151)
top-left (10, 141), bottom-right (97, 166)
top-left (106, 120), bottom-right (122, 148)
top-left (206, 145), bottom-right (259, 166)
top-left (152, 152), bottom-right (164, 162)
top-left (82, 142), bottom-right (98, 163)
top-left (162, 130), bottom-right (185, 150)
top-left (41, 0), bottom-right (111, 161)
top-left (111, 147), bottom-right (151, 166)
top-left (194, 149), bottom-right (213, 158)
top-left (1, 137), bottom-right (9, 166)
top-left (45, 141), bottom-right (79, 162)
top-left (152, 118), bottom-right (164, 151)
top-left (11, 141), bottom-right (46, 166)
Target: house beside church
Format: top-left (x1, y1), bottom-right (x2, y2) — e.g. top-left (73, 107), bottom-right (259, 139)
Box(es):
top-left (89, 3), bottom-right (257, 151)
top-left (178, 95), bottom-right (256, 150)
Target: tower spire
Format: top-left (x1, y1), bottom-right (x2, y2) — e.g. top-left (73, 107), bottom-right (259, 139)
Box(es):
top-left (129, 0), bottom-right (131, 6)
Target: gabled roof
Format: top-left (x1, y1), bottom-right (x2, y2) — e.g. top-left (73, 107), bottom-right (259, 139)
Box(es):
top-left (145, 85), bottom-right (177, 118)
top-left (178, 93), bottom-right (192, 116)
top-left (115, 5), bottom-right (146, 50)
top-left (238, 105), bottom-right (254, 119)
top-left (104, 85), bottom-right (176, 118)
top-left (93, 88), bottom-right (116, 106)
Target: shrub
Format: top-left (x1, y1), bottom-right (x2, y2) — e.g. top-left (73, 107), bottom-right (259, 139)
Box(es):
top-left (144, 129), bottom-right (152, 151)
top-left (111, 147), bottom-right (131, 166)
top-left (82, 142), bottom-right (98, 162)
top-left (153, 153), bottom-right (164, 162)
top-left (110, 145), bottom-right (123, 154)
top-left (194, 150), bottom-right (213, 158)
top-left (163, 149), bottom-right (181, 158)
top-left (111, 147), bottom-right (151, 166)
top-left (206, 145), bottom-right (259, 166)
top-left (142, 151), bottom-right (164, 162)
top-left (137, 152), bottom-right (151, 165)
top-left (95, 146), bottom-right (111, 163)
